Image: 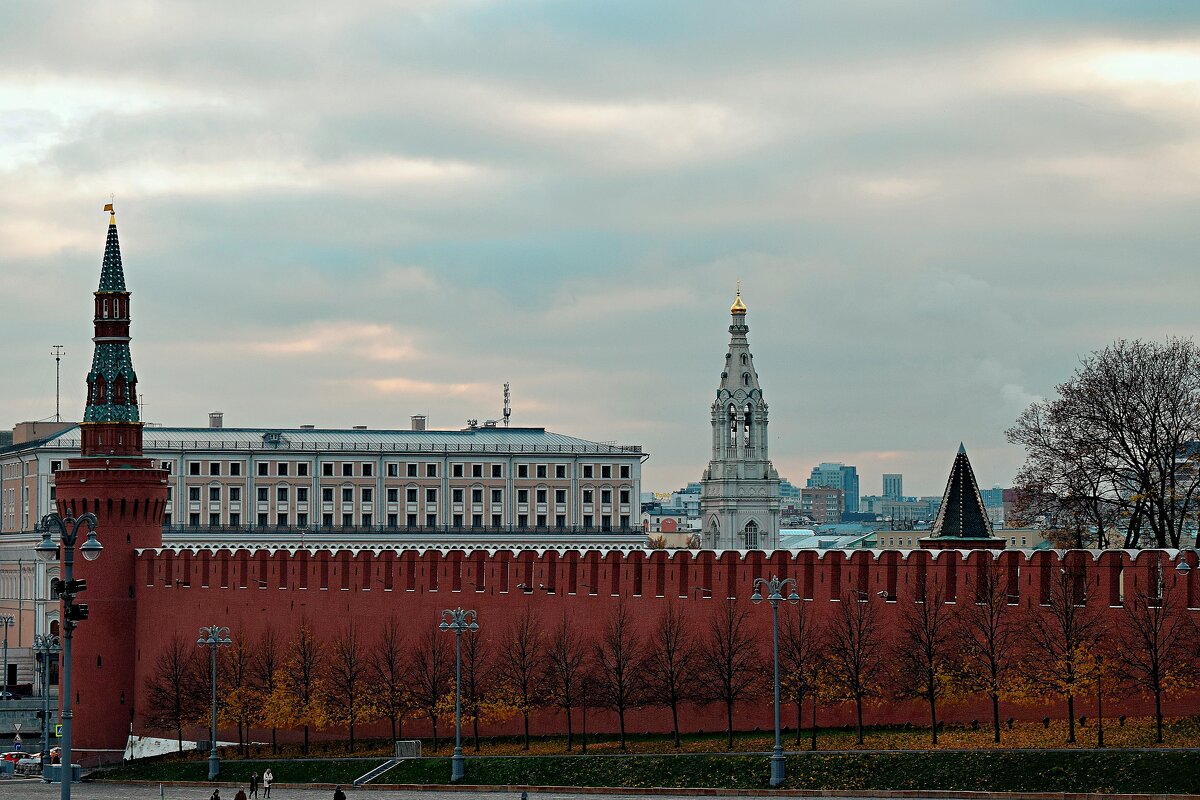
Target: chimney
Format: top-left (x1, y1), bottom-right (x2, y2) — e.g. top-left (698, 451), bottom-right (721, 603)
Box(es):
top-left (352, 425), bottom-right (368, 430)
top-left (299, 424), bottom-right (315, 430)
top-left (209, 412), bottom-right (224, 429)
top-left (411, 414), bottom-right (427, 431)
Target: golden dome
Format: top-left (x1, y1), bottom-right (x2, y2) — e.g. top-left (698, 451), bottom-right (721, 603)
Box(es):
top-left (730, 290), bottom-right (747, 314)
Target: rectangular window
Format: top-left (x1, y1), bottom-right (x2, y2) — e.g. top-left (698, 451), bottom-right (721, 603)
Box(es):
top-left (230, 463), bottom-right (242, 477)
top-left (555, 514), bottom-right (566, 528)
top-left (453, 513), bottom-right (463, 527)
top-left (556, 465), bottom-right (567, 479)
top-left (584, 514), bottom-right (593, 528)
top-left (297, 487), bottom-right (308, 502)
top-left (209, 487), bottom-right (220, 502)
top-left (472, 489), bottom-right (483, 503)
top-left (278, 463), bottom-right (289, 476)
top-left (277, 486), bottom-right (288, 502)
top-left (323, 513), bottom-right (333, 526)
top-left (387, 463), bottom-right (399, 478)
top-left (362, 463), bottom-right (373, 477)
top-left (491, 489), bottom-right (502, 503)
top-left (342, 463), bottom-right (353, 477)
top-left (620, 514), bottom-right (631, 528)
top-left (167, 487), bottom-right (173, 500)
top-left (556, 489), bottom-right (566, 504)
top-left (189, 462), bottom-right (201, 476)
top-left (323, 463), bottom-right (334, 476)
top-left (453, 464), bottom-right (464, 477)
top-left (258, 463), bottom-right (268, 476)
top-left (297, 463), bottom-right (308, 477)
top-left (209, 463), bottom-right (221, 476)
top-left (47, 459), bottom-right (60, 472)
top-left (209, 513), bottom-right (220, 526)
top-left (229, 513), bottom-right (240, 526)
top-left (491, 464), bottom-right (502, 478)
top-left (620, 465), bottom-right (630, 479)
top-left (426, 513), bottom-right (437, 527)
top-left (407, 513), bottom-right (418, 527)
top-left (518, 514), bottom-right (528, 527)
top-left (517, 464), bottom-right (528, 478)
top-left (189, 487), bottom-right (201, 502)
top-left (620, 489), bottom-right (630, 504)
top-left (537, 488), bottom-right (547, 503)
top-left (277, 513), bottom-right (288, 526)
top-left (536, 465), bottom-right (547, 479)
top-left (408, 464), bottom-right (418, 477)
top-left (407, 488), bottom-right (418, 502)
top-left (257, 513), bottom-right (267, 527)
top-left (362, 488), bottom-right (373, 502)
top-left (297, 513), bottom-right (308, 527)
top-left (322, 487), bottom-right (333, 502)
top-left (452, 488), bottom-right (463, 503)
top-left (162, 461), bottom-right (173, 474)
top-left (426, 488), bottom-right (437, 503)
top-left (190, 513), bottom-right (201, 526)
top-left (362, 513), bottom-right (372, 526)
top-left (583, 465), bottom-right (594, 479)
top-left (342, 487), bottom-right (353, 502)
top-left (472, 464), bottom-right (483, 478)
top-left (492, 514), bottom-right (502, 527)
top-left (537, 514), bottom-right (547, 527)
top-left (257, 487), bottom-right (268, 502)
top-left (517, 489), bottom-right (528, 503)
top-left (426, 464), bottom-right (437, 478)
top-left (601, 490), bottom-right (612, 504)
top-left (583, 489), bottom-right (593, 503)
top-left (387, 488), bottom-right (398, 502)
top-left (602, 465), bottom-right (611, 479)
top-left (472, 514), bottom-right (483, 527)
top-left (387, 513), bottom-right (398, 527)
top-left (342, 513), bottom-right (353, 527)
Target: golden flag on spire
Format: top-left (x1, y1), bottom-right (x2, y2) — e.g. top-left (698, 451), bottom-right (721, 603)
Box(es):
top-left (103, 203), bottom-right (114, 213)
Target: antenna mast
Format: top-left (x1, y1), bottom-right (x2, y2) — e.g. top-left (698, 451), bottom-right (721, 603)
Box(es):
top-left (503, 383), bottom-right (511, 427)
top-left (51, 345), bottom-right (65, 422)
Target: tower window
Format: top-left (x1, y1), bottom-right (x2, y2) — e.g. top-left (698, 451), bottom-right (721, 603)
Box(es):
top-left (743, 373), bottom-right (751, 386)
top-left (741, 354), bottom-right (748, 365)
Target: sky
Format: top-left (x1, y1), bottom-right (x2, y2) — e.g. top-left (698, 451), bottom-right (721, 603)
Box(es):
top-left (2, 2), bottom-right (1200, 496)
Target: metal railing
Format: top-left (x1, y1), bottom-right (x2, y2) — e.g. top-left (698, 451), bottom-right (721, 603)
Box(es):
top-left (50, 438), bottom-right (643, 455)
top-left (162, 523), bottom-right (645, 537)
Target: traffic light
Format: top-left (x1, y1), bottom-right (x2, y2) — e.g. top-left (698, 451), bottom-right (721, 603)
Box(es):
top-left (65, 603), bottom-right (89, 623)
top-left (50, 578), bottom-right (87, 598)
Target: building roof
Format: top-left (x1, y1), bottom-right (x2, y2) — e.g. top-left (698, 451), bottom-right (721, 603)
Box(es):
top-left (99, 207), bottom-right (127, 293)
top-left (929, 443), bottom-right (993, 539)
top-left (10, 424), bottom-right (644, 456)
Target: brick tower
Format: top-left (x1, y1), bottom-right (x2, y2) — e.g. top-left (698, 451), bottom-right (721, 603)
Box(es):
top-left (54, 204), bottom-right (168, 763)
top-left (919, 443), bottom-right (1006, 551)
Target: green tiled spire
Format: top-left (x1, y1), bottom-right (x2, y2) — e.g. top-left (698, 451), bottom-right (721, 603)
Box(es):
top-left (99, 209), bottom-right (127, 292)
top-left (930, 443), bottom-right (992, 539)
top-left (84, 205), bottom-right (140, 424)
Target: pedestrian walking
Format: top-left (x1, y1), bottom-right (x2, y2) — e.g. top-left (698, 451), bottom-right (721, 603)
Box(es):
top-left (235, 790), bottom-right (248, 800)
top-left (249, 771), bottom-right (260, 798)
top-left (209, 790), bottom-right (221, 800)
top-left (333, 786), bottom-right (347, 800)
top-left (263, 767), bottom-right (274, 798)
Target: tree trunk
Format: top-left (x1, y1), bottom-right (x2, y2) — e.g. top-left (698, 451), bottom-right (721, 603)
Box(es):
top-left (671, 702), bottom-right (681, 748)
top-left (855, 694), bottom-right (865, 745)
top-left (726, 700), bottom-right (735, 750)
top-left (176, 725), bottom-right (183, 753)
top-left (566, 706), bottom-right (574, 752)
top-left (795, 699), bottom-right (803, 746)
top-left (929, 695), bottom-right (938, 746)
top-left (810, 694), bottom-right (818, 751)
top-left (431, 715), bottom-right (439, 752)
top-left (271, 727), bottom-right (277, 755)
top-left (1067, 695), bottom-right (1076, 743)
top-left (991, 692), bottom-right (1001, 744)
top-left (473, 713), bottom-right (481, 753)
top-left (303, 724), bottom-right (310, 754)
top-left (349, 718), bottom-right (355, 753)
top-left (1155, 689), bottom-right (1164, 744)
top-left (522, 711), bottom-right (530, 750)
top-left (390, 714), bottom-right (397, 743)
top-left (618, 706), bottom-right (627, 751)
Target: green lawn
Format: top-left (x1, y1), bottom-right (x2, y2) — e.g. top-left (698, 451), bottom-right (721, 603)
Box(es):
top-left (95, 750), bottom-right (1200, 794)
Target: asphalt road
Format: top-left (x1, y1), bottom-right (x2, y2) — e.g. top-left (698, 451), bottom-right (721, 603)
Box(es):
top-left (0, 780), bottom-right (904, 800)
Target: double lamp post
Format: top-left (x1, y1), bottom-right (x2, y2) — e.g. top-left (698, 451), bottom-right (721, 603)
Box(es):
top-left (751, 575), bottom-right (799, 788)
top-left (439, 607), bottom-right (478, 783)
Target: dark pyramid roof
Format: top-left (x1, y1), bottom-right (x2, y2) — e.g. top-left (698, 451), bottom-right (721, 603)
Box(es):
top-left (99, 212), bottom-right (127, 292)
top-left (930, 443), bottom-right (993, 539)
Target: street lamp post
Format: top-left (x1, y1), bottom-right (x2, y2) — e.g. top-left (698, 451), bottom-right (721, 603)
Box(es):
top-left (34, 633), bottom-right (60, 774)
top-left (196, 625), bottom-right (232, 781)
top-left (35, 511), bottom-right (102, 800)
top-left (752, 575), bottom-right (799, 788)
top-left (0, 614), bottom-right (13, 702)
top-left (438, 608), bottom-right (478, 783)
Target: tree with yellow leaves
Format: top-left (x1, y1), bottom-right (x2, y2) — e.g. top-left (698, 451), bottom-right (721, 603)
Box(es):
top-left (324, 621), bottom-right (379, 752)
top-left (268, 619), bottom-right (327, 754)
top-left (495, 604), bottom-right (546, 750)
top-left (890, 578), bottom-right (960, 745)
top-left (217, 630), bottom-right (257, 756)
top-left (368, 614), bottom-right (414, 742)
top-left (957, 560), bottom-right (1022, 743)
top-left (251, 625), bottom-right (284, 754)
top-left (779, 600), bottom-right (825, 747)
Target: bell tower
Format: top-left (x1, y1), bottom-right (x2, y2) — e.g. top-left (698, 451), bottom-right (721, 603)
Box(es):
top-left (700, 288), bottom-right (781, 550)
top-left (53, 204), bottom-right (168, 763)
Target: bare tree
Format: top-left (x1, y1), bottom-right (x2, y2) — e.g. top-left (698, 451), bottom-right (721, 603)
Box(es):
top-left (1008, 338), bottom-right (1200, 549)
top-left (368, 615), bottom-right (412, 742)
top-left (218, 630), bottom-right (255, 756)
top-left (890, 579), bottom-right (957, 745)
top-left (284, 620), bottom-right (326, 755)
top-left (698, 600), bottom-right (761, 750)
top-left (407, 626), bottom-right (452, 751)
top-left (251, 625), bottom-right (283, 754)
top-left (495, 605), bottom-right (545, 750)
top-left (461, 628), bottom-right (493, 752)
top-left (325, 622), bottom-right (376, 752)
top-left (1025, 564), bottom-right (1105, 743)
top-left (644, 603), bottom-right (699, 748)
top-left (779, 602), bottom-right (825, 747)
top-left (593, 601), bottom-right (646, 751)
top-left (544, 611), bottom-right (589, 751)
top-left (827, 592), bottom-right (883, 745)
top-left (1116, 569), bottom-right (1197, 743)
top-left (144, 634), bottom-right (204, 751)
top-left (958, 562), bottom-right (1022, 743)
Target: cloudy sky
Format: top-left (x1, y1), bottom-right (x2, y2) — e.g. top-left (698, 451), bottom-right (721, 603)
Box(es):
top-left (3, 2), bottom-right (1199, 495)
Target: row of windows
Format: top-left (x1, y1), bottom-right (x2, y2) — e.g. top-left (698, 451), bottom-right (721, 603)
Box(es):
top-left (172, 512), bottom-right (634, 529)
top-left (179, 485), bottom-right (634, 505)
top-left (177, 461), bottom-right (633, 480)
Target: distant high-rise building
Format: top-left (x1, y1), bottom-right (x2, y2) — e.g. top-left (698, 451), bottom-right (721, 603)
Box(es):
top-left (700, 288), bottom-right (781, 550)
top-left (807, 462), bottom-right (860, 514)
top-left (883, 473), bottom-right (903, 500)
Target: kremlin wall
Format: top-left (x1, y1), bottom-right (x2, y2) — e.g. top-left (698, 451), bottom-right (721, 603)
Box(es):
top-left (45, 208), bottom-right (1200, 763)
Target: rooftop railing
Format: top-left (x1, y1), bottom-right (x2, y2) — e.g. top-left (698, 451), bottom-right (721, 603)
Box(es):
top-left (48, 439), bottom-right (643, 455)
top-left (162, 523), bottom-right (645, 538)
